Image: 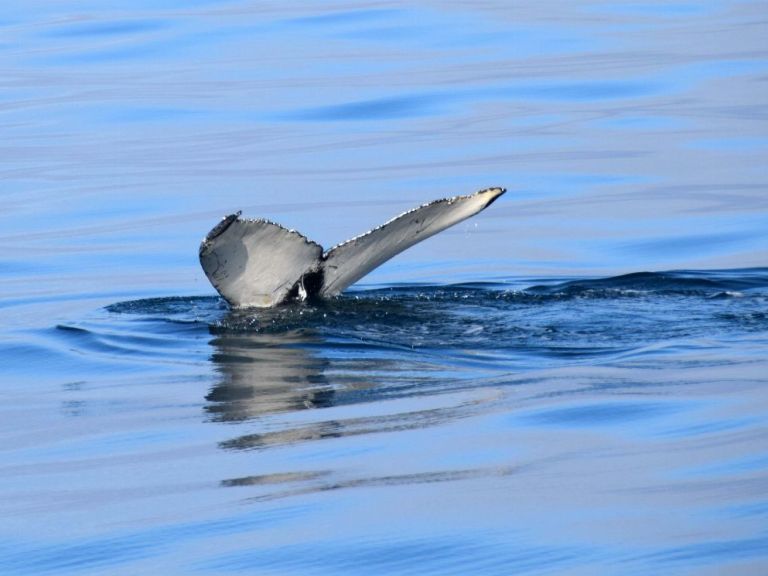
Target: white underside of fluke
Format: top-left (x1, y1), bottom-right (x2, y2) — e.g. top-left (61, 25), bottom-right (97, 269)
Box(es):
top-left (199, 187), bottom-right (506, 308)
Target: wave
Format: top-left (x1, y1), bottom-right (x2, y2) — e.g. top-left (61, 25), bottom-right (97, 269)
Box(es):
top-left (87, 268), bottom-right (768, 364)
top-left (526, 268), bottom-right (768, 296)
top-left (39, 268), bottom-right (768, 424)
top-left (103, 268), bottom-right (768, 317)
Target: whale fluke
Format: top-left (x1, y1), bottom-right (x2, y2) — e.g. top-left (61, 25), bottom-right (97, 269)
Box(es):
top-left (200, 187), bottom-right (505, 308)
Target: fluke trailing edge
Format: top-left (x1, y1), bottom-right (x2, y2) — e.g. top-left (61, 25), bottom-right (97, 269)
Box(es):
top-left (199, 187), bottom-right (506, 308)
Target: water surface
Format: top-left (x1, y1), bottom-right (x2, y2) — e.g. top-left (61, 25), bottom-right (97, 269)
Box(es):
top-left (1, 1), bottom-right (767, 574)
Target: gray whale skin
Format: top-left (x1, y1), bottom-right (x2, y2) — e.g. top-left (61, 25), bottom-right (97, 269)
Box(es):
top-left (199, 187), bottom-right (505, 308)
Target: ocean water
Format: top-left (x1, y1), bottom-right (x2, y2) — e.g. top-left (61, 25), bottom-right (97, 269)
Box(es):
top-left (1, 1), bottom-right (767, 575)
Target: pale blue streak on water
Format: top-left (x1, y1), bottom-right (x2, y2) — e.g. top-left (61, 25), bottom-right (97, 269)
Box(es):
top-left (1, 1), bottom-right (767, 575)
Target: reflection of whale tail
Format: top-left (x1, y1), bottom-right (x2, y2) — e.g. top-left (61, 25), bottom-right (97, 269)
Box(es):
top-left (200, 187), bottom-right (506, 308)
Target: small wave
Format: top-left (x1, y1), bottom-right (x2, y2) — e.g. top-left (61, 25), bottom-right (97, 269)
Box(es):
top-left (708, 291), bottom-right (744, 299)
top-left (102, 269), bottom-right (768, 322)
top-left (106, 296), bottom-right (222, 317)
top-left (66, 273), bottom-right (758, 393)
top-left (527, 268), bottom-right (768, 296)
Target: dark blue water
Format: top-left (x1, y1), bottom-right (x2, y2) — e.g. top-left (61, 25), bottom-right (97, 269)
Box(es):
top-left (2, 1), bottom-right (768, 574)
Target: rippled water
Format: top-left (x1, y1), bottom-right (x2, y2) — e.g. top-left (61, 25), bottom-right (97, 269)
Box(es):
top-left (2, 1), bottom-right (768, 575)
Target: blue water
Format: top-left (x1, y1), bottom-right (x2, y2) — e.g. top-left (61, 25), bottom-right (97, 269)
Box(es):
top-left (1, 1), bottom-right (767, 575)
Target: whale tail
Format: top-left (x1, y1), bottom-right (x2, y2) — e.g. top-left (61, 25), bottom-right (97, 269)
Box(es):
top-left (199, 187), bottom-right (506, 308)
